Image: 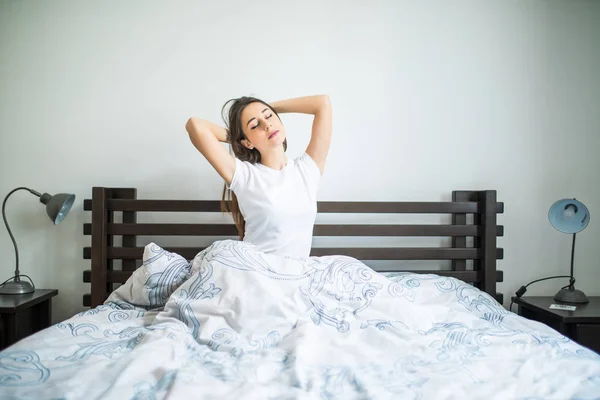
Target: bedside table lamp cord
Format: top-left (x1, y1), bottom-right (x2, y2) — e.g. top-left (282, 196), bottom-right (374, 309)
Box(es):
top-left (510, 275), bottom-right (572, 312)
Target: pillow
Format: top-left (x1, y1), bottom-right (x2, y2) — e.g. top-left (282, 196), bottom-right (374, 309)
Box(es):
top-left (104, 243), bottom-right (192, 310)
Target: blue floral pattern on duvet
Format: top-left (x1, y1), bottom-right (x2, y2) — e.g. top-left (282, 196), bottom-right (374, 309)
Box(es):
top-left (1, 239), bottom-right (599, 399)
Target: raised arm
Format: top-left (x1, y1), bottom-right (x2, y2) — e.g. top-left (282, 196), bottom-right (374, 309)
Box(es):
top-left (185, 117), bottom-right (236, 185)
top-left (270, 95), bottom-right (332, 174)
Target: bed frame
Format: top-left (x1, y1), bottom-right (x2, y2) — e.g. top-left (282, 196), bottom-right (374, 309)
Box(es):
top-left (82, 187), bottom-right (505, 308)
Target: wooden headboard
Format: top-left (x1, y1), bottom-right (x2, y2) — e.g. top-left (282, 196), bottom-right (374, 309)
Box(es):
top-left (82, 187), bottom-right (504, 308)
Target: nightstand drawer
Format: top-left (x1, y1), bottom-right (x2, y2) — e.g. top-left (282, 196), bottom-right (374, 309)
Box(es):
top-left (575, 324), bottom-right (600, 353)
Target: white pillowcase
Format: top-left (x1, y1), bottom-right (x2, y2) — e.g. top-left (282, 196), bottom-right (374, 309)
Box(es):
top-left (104, 242), bottom-right (192, 310)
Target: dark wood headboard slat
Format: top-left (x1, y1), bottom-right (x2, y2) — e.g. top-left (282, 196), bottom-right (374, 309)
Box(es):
top-left (90, 187), bottom-right (108, 308)
top-left (480, 190), bottom-right (498, 296)
top-left (311, 247), bottom-right (504, 260)
top-left (83, 269), bottom-right (503, 285)
top-left (83, 223), bottom-right (504, 237)
top-left (82, 246), bottom-right (503, 261)
top-left (83, 199), bottom-right (504, 214)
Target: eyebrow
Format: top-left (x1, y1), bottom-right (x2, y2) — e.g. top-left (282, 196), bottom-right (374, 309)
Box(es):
top-left (246, 108), bottom-right (270, 126)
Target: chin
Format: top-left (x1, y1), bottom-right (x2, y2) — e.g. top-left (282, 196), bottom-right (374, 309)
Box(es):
top-left (271, 135), bottom-right (286, 147)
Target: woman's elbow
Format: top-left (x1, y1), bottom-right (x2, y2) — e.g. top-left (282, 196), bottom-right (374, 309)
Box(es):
top-left (186, 117), bottom-right (203, 136)
top-left (318, 95), bottom-right (331, 113)
top-left (185, 117), bottom-right (195, 132)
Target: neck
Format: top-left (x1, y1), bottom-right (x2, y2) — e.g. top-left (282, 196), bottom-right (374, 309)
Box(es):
top-left (259, 146), bottom-right (287, 170)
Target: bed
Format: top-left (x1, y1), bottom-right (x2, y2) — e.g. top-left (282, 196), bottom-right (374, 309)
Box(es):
top-left (1, 187), bottom-right (599, 399)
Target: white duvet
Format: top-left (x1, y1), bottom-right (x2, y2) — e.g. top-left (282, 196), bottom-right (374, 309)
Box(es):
top-left (1, 239), bottom-right (599, 399)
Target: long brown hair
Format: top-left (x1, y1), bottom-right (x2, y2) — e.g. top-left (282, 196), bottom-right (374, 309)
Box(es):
top-left (220, 96), bottom-right (287, 239)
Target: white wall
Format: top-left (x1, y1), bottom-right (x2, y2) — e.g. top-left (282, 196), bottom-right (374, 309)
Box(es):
top-left (1, 0), bottom-right (599, 323)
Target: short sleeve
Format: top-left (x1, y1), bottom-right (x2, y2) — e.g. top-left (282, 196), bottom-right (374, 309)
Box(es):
top-left (296, 152), bottom-right (321, 200)
top-left (229, 158), bottom-right (250, 193)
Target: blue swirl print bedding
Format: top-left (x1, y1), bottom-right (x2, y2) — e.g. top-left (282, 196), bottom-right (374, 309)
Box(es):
top-left (1, 240), bottom-right (599, 400)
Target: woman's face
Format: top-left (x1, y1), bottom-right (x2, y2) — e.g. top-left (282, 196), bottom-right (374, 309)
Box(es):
top-left (240, 102), bottom-right (286, 152)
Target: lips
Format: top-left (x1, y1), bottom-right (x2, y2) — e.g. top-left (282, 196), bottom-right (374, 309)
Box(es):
top-left (268, 130), bottom-right (279, 139)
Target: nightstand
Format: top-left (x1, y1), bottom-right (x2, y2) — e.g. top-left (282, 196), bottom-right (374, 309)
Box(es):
top-left (513, 296), bottom-right (600, 354)
top-left (0, 289), bottom-right (58, 351)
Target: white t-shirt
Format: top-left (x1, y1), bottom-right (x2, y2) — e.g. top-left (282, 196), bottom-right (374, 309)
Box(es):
top-left (229, 152), bottom-right (321, 258)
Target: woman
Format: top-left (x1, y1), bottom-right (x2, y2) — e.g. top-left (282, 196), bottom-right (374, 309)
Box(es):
top-left (185, 95), bottom-right (332, 259)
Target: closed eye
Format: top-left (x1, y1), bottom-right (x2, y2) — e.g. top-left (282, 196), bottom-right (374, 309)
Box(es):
top-left (250, 114), bottom-right (273, 129)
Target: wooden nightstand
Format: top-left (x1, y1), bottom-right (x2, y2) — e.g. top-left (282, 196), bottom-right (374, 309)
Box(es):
top-left (513, 296), bottom-right (600, 354)
top-left (0, 289), bottom-right (58, 351)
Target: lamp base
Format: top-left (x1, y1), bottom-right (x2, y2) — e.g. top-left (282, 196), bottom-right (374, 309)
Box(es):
top-left (554, 287), bottom-right (589, 304)
top-left (0, 279), bottom-right (35, 295)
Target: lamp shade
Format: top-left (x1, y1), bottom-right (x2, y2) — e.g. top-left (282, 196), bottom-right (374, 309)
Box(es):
top-left (548, 198), bottom-right (590, 234)
top-left (39, 192), bottom-right (76, 224)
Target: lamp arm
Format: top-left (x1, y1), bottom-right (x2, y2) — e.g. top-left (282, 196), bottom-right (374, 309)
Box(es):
top-left (2, 187), bottom-right (41, 278)
top-left (569, 232), bottom-right (576, 289)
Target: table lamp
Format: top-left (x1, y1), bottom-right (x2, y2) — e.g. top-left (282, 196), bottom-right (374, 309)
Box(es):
top-left (548, 198), bottom-right (590, 304)
top-left (0, 187), bottom-right (75, 295)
